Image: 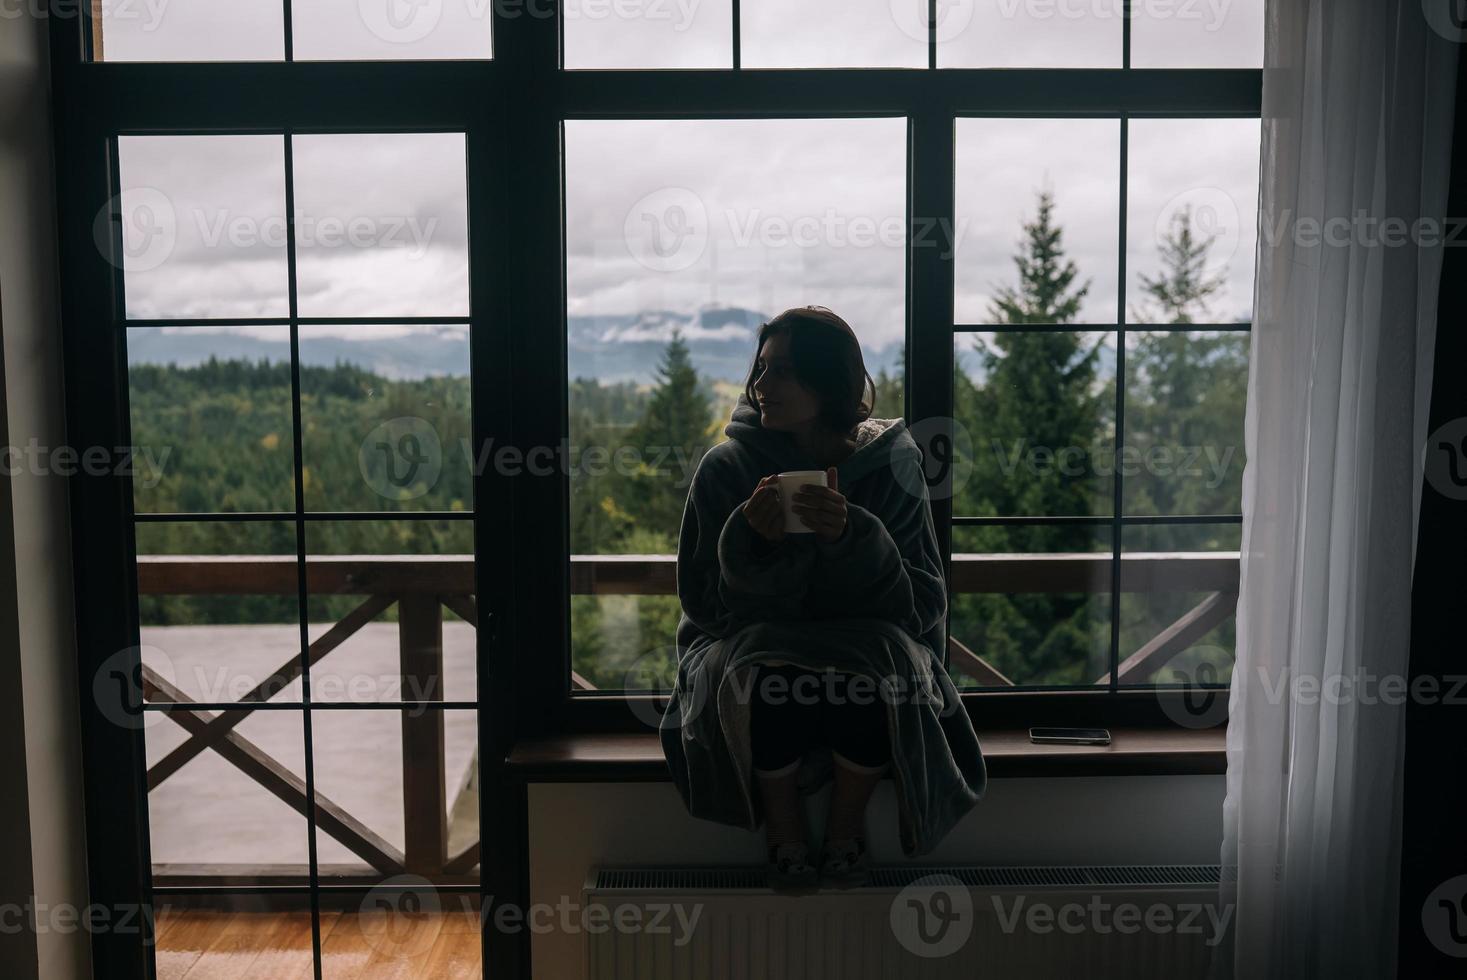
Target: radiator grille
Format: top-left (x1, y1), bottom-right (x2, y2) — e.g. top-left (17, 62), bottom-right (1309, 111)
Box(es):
top-left (585, 863), bottom-right (1226, 979)
top-left (593, 863), bottom-right (1220, 891)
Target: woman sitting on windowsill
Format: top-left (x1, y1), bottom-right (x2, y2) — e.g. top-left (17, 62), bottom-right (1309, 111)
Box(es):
top-left (661, 305), bottom-right (987, 891)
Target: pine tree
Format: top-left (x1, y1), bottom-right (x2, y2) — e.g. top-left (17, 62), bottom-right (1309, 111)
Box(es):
top-left (606, 328), bottom-right (714, 688)
top-left (618, 326), bottom-right (714, 540)
top-left (1130, 205), bottom-right (1226, 325)
top-left (986, 187), bottom-right (1090, 325)
top-left (1120, 205), bottom-right (1247, 682)
top-left (972, 186), bottom-right (1106, 526)
top-left (1126, 205), bottom-right (1245, 519)
top-left (951, 187), bottom-right (1111, 685)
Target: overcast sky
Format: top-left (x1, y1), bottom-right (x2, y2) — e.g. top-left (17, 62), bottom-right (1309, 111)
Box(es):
top-left (112, 4), bottom-right (1261, 361)
top-left (565, 117), bottom-right (909, 347)
top-left (118, 131), bottom-right (469, 325)
top-left (102, 0), bottom-right (1262, 67)
top-left (120, 116), bottom-right (1256, 348)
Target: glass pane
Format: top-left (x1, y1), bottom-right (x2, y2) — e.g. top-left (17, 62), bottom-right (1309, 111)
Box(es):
top-left (1122, 330), bottom-right (1248, 516)
top-left (1118, 523), bottom-right (1239, 703)
top-left (564, 117), bottom-right (906, 691)
top-left (565, 119), bottom-right (905, 346)
top-left (1132, 0), bottom-right (1264, 68)
top-left (117, 136), bottom-right (289, 320)
top-left (939, 1), bottom-right (1120, 68)
top-left (311, 709), bottom-right (479, 884)
top-left (128, 325), bottom-right (295, 514)
top-left (564, 0), bottom-right (733, 68)
top-left (571, 594), bottom-right (683, 697)
top-left (322, 886), bottom-right (481, 977)
top-left (298, 325), bottom-right (473, 514)
top-left (145, 711), bottom-right (308, 871)
top-left (291, 133), bottom-right (470, 318)
top-left (954, 332), bottom-right (1117, 519)
top-left (741, 0), bottom-right (927, 68)
top-left (950, 525), bottom-right (1112, 688)
top-left (305, 520), bottom-right (475, 704)
top-left (1127, 118), bottom-right (1262, 326)
top-left (154, 896), bottom-right (314, 978)
top-left (293, 0), bottom-right (493, 61)
top-left (136, 521), bottom-right (301, 705)
top-left (955, 118), bottom-right (1121, 325)
top-left (100, 0), bottom-right (285, 62)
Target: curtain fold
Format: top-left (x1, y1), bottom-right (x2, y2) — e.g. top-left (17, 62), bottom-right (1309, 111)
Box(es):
top-left (1218, 2), bottom-right (1458, 978)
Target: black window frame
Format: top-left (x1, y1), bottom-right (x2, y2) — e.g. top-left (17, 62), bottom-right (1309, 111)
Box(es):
top-left (551, 88), bottom-right (1260, 735)
top-left (49, 5), bottom-right (1260, 978)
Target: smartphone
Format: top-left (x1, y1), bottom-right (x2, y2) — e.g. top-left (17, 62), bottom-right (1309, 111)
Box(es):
top-left (1029, 726), bottom-right (1112, 745)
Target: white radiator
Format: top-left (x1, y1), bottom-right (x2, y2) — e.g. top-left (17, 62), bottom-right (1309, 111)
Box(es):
top-left (584, 864), bottom-right (1227, 980)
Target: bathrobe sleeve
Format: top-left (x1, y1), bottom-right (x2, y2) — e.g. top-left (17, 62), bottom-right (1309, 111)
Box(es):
top-left (809, 451), bottom-right (947, 640)
top-left (676, 456), bottom-right (816, 640)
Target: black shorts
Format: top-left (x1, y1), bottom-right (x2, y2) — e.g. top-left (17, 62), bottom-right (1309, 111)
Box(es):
top-left (748, 662), bottom-right (891, 773)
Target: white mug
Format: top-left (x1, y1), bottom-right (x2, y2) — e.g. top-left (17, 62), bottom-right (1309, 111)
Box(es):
top-left (776, 470), bottom-right (828, 533)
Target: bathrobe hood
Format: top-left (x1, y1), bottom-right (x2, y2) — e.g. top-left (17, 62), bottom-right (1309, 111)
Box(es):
top-left (722, 390), bottom-right (923, 486)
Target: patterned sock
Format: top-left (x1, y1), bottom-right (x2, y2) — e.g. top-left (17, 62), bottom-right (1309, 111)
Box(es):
top-left (825, 751), bottom-right (887, 842)
top-left (755, 759), bottom-right (805, 848)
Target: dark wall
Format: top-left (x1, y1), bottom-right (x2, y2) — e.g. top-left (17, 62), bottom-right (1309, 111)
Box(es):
top-left (1397, 35), bottom-right (1467, 979)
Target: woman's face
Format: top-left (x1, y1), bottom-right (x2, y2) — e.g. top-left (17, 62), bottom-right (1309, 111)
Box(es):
top-left (751, 332), bottom-right (822, 431)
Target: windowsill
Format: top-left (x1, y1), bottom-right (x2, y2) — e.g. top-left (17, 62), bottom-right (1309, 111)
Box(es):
top-left (506, 726), bottom-right (1225, 781)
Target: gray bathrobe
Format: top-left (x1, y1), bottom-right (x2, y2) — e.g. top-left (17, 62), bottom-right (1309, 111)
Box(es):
top-left (660, 391), bottom-right (987, 857)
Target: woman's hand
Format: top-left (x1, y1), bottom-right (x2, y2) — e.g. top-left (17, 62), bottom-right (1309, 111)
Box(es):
top-left (741, 475), bottom-right (785, 544)
top-left (792, 467), bottom-right (848, 544)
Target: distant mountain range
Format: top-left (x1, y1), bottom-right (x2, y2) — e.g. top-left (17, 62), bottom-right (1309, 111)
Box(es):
top-left (124, 306), bottom-right (907, 387)
top-left (568, 307), bottom-right (903, 384)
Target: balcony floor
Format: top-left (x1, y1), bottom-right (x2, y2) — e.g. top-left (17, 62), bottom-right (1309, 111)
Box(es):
top-left (155, 907), bottom-right (481, 979)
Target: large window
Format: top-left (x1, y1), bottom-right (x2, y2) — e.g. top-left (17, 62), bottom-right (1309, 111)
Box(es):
top-left (55, 3), bottom-right (1262, 975)
top-left (561, 110), bottom-right (1260, 704)
top-left (114, 130), bottom-right (482, 975)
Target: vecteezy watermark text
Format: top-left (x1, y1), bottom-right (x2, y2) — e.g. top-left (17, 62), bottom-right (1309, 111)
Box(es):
top-left (0, 441), bottom-right (170, 487)
top-left (623, 186), bottom-right (968, 273)
top-left (989, 894), bottom-right (1234, 946)
top-left (1, 0), bottom-right (169, 31)
top-left (0, 900), bottom-right (154, 938)
top-left (989, 438), bottom-right (1238, 489)
top-left (360, 878), bottom-right (704, 948)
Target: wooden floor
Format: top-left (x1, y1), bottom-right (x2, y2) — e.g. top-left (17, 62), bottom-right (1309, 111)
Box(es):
top-left (155, 907), bottom-right (481, 979)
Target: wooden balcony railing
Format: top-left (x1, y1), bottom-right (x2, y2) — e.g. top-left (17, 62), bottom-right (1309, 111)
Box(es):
top-left (566, 551), bottom-right (1241, 687)
top-left (138, 555), bottom-right (481, 888)
top-left (137, 550), bottom-right (1238, 885)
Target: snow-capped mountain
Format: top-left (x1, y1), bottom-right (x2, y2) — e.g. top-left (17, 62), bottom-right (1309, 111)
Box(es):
top-left (126, 306), bottom-right (906, 386)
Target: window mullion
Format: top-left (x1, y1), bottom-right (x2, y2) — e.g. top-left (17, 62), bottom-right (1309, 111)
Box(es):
top-left (910, 108), bottom-right (957, 672)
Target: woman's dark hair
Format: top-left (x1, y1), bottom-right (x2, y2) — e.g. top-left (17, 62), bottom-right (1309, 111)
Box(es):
top-left (743, 306), bottom-right (876, 434)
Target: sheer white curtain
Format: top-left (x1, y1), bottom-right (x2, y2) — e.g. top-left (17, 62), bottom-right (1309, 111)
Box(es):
top-left (1219, 1), bottom-right (1458, 978)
